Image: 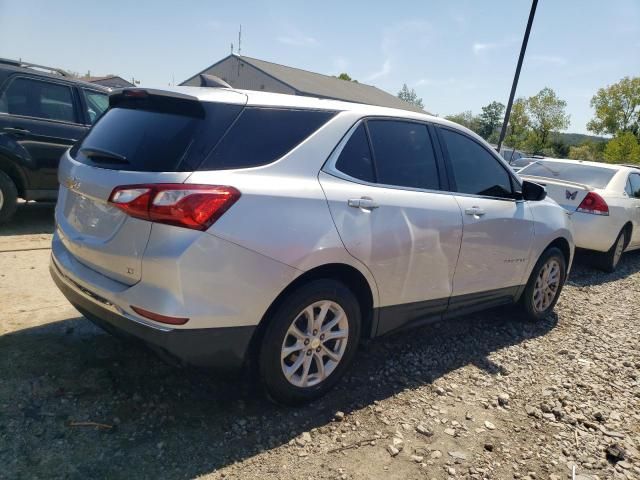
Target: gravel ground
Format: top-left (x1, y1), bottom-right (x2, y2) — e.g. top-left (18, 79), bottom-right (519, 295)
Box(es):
top-left (1, 203), bottom-right (639, 480)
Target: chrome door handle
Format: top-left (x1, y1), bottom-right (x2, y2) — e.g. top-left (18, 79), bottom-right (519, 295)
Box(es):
top-left (348, 197), bottom-right (379, 209)
top-left (465, 206), bottom-right (485, 216)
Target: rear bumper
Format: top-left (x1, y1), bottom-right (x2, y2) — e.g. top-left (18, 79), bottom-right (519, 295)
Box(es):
top-left (570, 212), bottom-right (621, 252)
top-left (50, 257), bottom-right (255, 371)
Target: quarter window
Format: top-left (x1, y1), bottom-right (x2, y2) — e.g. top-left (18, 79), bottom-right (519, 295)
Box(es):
top-left (0, 77), bottom-right (76, 123)
top-left (629, 173), bottom-right (640, 198)
top-left (441, 128), bottom-right (513, 198)
top-left (83, 90), bottom-right (109, 124)
top-left (200, 107), bottom-right (336, 170)
top-left (335, 124), bottom-right (375, 182)
top-left (367, 120), bottom-right (440, 190)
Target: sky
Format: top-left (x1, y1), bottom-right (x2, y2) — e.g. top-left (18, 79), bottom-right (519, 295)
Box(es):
top-left (1, 0), bottom-right (638, 134)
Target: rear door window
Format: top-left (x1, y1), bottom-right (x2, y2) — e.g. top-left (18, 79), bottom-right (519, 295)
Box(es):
top-left (0, 77), bottom-right (77, 123)
top-left (73, 101), bottom-right (243, 171)
top-left (367, 119), bottom-right (440, 190)
top-left (441, 128), bottom-right (513, 198)
top-left (335, 124), bottom-right (375, 183)
top-left (199, 107), bottom-right (336, 170)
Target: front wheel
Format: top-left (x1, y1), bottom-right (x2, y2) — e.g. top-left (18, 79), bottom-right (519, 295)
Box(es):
top-left (258, 279), bottom-right (361, 405)
top-left (521, 247), bottom-right (567, 321)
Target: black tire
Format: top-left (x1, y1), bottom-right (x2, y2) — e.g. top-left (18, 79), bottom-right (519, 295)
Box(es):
top-left (595, 229), bottom-right (627, 273)
top-left (0, 171), bottom-right (18, 224)
top-left (521, 247), bottom-right (567, 321)
top-left (258, 279), bottom-right (361, 405)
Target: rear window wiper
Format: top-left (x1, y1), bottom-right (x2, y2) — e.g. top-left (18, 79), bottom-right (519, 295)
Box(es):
top-left (79, 147), bottom-right (129, 164)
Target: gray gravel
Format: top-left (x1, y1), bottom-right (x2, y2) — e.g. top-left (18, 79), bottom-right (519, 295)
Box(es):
top-left (1, 206), bottom-right (639, 479)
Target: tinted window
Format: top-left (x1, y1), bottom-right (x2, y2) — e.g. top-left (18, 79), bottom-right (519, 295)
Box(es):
top-left (200, 108), bottom-right (336, 170)
top-left (0, 77), bottom-right (75, 122)
top-left (441, 128), bottom-right (512, 197)
top-left (367, 120), bottom-right (439, 190)
top-left (83, 90), bottom-right (109, 124)
top-left (74, 102), bottom-right (243, 171)
top-left (629, 173), bottom-right (640, 198)
top-left (335, 124), bottom-right (375, 182)
top-left (519, 161), bottom-right (616, 189)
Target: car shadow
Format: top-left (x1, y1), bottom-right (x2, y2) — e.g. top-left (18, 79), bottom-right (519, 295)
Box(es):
top-left (0, 306), bottom-right (556, 479)
top-left (568, 249), bottom-right (640, 287)
top-left (0, 201), bottom-right (55, 236)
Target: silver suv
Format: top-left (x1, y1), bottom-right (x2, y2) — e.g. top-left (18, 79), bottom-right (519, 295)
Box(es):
top-left (51, 87), bottom-right (574, 404)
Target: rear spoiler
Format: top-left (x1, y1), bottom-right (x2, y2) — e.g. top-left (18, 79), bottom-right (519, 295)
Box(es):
top-left (109, 88), bottom-right (205, 117)
top-left (520, 174), bottom-right (593, 191)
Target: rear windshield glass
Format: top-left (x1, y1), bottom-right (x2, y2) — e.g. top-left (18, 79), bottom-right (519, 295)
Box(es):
top-left (72, 102), bottom-right (243, 171)
top-left (519, 161), bottom-right (616, 189)
top-left (198, 107), bottom-right (336, 170)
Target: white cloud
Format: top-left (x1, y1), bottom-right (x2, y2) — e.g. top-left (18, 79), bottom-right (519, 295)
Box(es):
top-left (530, 54), bottom-right (567, 66)
top-left (472, 42), bottom-right (498, 54)
top-left (366, 59), bottom-right (391, 81)
top-left (277, 28), bottom-right (319, 47)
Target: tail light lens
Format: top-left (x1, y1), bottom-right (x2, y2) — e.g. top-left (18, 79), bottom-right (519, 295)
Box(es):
top-left (130, 305), bottom-right (189, 325)
top-left (109, 184), bottom-right (240, 230)
top-left (576, 192), bottom-right (609, 216)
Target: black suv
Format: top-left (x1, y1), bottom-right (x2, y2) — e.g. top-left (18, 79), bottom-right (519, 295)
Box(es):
top-left (0, 58), bottom-right (109, 222)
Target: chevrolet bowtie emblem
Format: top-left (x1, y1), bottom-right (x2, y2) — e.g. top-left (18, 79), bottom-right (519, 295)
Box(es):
top-left (65, 176), bottom-right (80, 190)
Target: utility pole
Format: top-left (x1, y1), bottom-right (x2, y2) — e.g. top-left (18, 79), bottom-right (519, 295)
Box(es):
top-left (496, 0), bottom-right (538, 152)
top-left (238, 24), bottom-right (242, 55)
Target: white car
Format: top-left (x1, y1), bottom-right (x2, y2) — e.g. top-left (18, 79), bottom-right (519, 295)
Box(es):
top-left (519, 158), bottom-right (640, 272)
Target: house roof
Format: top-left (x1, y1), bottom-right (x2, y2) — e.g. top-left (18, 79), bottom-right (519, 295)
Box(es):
top-left (183, 54), bottom-right (425, 113)
top-left (83, 75), bottom-right (134, 87)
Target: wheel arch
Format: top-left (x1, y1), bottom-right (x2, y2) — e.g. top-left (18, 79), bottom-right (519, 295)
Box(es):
top-left (245, 262), bottom-right (377, 372)
top-left (621, 221), bottom-right (633, 248)
top-left (0, 154), bottom-right (28, 198)
top-left (545, 236), bottom-right (572, 265)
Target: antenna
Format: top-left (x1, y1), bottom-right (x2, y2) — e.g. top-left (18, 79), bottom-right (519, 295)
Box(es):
top-left (230, 43), bottom-right (234, 54)
top-left (238, 24), bottom-right (242, 55)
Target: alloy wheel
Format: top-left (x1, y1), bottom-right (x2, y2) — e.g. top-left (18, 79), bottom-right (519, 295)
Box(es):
top-left (280, 300), bottom-right (348, 388)
top-left (532, 258), bottom-right (561, 313)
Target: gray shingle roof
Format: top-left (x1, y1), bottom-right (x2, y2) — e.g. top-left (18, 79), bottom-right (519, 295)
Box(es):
top-left (185, 55), bottom-right (425, 113)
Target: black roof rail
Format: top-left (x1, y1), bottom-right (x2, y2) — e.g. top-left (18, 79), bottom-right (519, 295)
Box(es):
top-left (0, 57), bottom-right (69, 77)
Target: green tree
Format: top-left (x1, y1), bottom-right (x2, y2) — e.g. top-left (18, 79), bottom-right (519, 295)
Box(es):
top-left (587, 76), bottom-right (640, 140)
top-left (478, 101), bottom-right (505, 141)
top-left (504, 98), bottom-right (529, 150)
top-left (336, 73), bottom-right (358, 83)
top-left (603, 131), bottom-right (640, 163)
top-left (444, 111), bottom-right (481, 134)
top-left (568, 142), bottom-right (605, 161)
top-left (526, 87), bottom-right (570, 154)
top-left (397, 84), bottom-right (424, 109)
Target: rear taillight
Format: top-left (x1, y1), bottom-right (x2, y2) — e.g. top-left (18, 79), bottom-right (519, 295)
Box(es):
top-left (576, 192), bottom-right (609, 216)
top-left (131, 305), bottom-right (189, 325)
top-left (109, 184), bottom-right (240, 230)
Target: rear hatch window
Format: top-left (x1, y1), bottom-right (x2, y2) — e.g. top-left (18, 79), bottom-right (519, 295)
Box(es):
top-left (71, 92), bottom-right (244, 171)
top-left (520, 161), bottom-right (615, 189)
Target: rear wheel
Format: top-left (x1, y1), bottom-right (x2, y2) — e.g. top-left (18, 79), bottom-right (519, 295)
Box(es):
top-left (595, 229), bottom-right (627, 273)
top-left (521, 247), bottom-right (567, 321)
top-left (258, 279), bottom-right (361, 405)
top-left (0, 171), bottom-right (18, 224)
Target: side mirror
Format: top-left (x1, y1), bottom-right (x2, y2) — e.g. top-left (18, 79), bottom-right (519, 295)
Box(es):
top-left (521, 180), bottom-right (547, 201)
